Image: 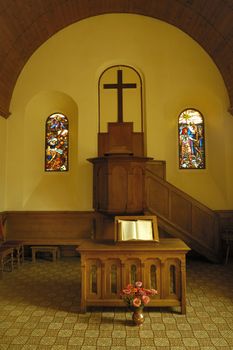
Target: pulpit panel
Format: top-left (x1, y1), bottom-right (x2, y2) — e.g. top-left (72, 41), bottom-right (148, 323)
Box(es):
top-left (95, 164), bottom-right (108, 210)
top-left (108, 165), bottom-right (128, 211)
top-left (88, 156), bottom-right (150, 215)
top-left (127, 165), bottom-right (144, 212)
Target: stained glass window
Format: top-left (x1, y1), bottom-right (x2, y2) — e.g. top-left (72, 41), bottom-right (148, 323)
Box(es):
top-left (179, 109), bottom-right (205, 169)
top-left (45, 113), bottom-right (69, 171)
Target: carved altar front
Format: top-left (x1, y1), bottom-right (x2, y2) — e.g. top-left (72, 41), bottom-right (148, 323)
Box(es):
top-left (78, 238), bottom-right (190, 314)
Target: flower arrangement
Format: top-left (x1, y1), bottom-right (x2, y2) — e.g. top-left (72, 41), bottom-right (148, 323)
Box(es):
top-left (120, 281), bottom-right (157, 309)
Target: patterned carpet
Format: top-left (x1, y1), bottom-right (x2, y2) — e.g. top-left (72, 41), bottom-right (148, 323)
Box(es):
top-left (0, 255), bottom-right (233, 350)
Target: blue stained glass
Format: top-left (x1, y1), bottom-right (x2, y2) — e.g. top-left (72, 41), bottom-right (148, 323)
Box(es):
top-left (179, 109), bottom-right (205, 169)
top-left (45, 113), bottom-right (69, 171)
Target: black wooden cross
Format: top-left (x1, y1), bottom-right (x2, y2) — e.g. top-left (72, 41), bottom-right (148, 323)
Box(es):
top-left (103, 69), bottom-right (137, 123)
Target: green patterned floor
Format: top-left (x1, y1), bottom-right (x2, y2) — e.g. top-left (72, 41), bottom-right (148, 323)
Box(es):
top-left (0, 256), bottom-right (233, 350)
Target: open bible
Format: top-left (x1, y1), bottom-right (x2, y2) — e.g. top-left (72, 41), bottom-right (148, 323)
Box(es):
top-left (116, 216), bottom-right (159, 242)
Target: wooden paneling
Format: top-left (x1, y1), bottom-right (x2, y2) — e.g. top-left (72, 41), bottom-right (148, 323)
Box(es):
top-left (89, 156), bottom-right (150, 214)
top-left (95, 164), bottom-right (108, 210)
top-left (145, 170), bottom-right (220, 262)
top-left (192, 206), bottom-right (218, 250)
top-left (146, 160), bottom-right (166, 180)
top-left (98, 122), bottom-right (144, 157)
top-left (127, 165), bottom-right (144, 212)
top-left (170, 191), bottom-right (192, 232)
top-left (144, 258), bottom-right (161, 298)
top-left (94, 213), bottom-right (115, 242)
top-left (110, 165), bottom-right (128, 211)
top-left (146, 176), bottom-right (169, 217)
top-left (4, 211), bottom-right (95, 244)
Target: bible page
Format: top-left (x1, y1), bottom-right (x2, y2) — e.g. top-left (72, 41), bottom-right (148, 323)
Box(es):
top-left (118, 220), bottom-right (137, 240)
top-left (136, 220), bottom-right (153, 240)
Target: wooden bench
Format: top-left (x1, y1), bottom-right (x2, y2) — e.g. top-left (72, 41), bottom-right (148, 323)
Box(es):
top-left (22, 239), bottom-right (83, 259)
top-left (0, 247), bottom-right (14, 279)
top-left (31, 246), bottom-right (60, 262)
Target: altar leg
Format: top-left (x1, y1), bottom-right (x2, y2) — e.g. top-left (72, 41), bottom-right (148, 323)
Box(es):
top-left (80, 258), bottom-right (87, 313)
top-left (181, 259), bottom-right (187, 314)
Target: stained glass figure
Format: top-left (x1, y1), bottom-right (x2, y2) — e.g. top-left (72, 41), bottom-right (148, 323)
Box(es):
top-left (45, 113), bottom-right (69, 171)
top-left (179, 109), bottom-right (205, 169)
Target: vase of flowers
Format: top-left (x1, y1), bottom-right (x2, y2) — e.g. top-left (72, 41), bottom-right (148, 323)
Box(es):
top-left (132, 306), bottom-right (145, 326)
top-left (120, 281), bottom-right (157, 326)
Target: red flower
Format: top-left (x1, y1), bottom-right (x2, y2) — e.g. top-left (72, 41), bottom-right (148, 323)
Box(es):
top-left (122, 288), bottom-right (131, 295)
top-left (133, 298), bottom-right (141, 307)
top-left (142, 295), bottom-right (150, 304)
top-left (120, 281), bottom-right (157, 309)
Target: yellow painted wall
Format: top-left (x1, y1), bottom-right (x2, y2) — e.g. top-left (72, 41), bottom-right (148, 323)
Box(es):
top-left (0, 117), bottom-right (6, 211)
top-left (6, 14), bottom-right (233, 210)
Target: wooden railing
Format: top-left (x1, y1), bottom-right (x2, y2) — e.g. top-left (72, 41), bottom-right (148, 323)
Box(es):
top-left (145, 164), bottom-right (221, 262)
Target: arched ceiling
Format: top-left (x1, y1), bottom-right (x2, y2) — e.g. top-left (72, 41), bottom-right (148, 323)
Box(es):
top-left (0, 0), bottom-right (233, 118)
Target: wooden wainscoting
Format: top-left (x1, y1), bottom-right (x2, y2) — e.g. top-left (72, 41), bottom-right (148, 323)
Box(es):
top-left (4, 211), bottom-right (96, 256)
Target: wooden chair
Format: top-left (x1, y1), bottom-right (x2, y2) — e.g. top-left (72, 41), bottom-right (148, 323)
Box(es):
top-left (1, 241), bottom-right (24, 268)
top-left (222, 228), bottom-right (233, 264)
top-left (0, 216), bottom-right (24, 268)
top-left (0, 246), bottom-right (14, 279)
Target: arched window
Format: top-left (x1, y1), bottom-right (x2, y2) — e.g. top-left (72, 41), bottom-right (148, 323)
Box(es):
top-left (178, 109), bottom-right (205, 169)
top-left (45, 113), bottom-right (69, 171)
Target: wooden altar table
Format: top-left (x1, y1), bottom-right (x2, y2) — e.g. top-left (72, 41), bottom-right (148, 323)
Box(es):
top-left (77, 238), bottom-right (190, 314)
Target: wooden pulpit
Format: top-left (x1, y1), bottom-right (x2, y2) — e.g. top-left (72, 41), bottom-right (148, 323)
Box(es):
top-left (79, 68), bottom-right (190, 314)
